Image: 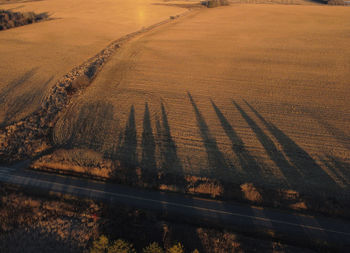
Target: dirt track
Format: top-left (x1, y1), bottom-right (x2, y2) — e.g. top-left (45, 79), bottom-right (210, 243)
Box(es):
top-left (52, 4), bottom-right (350, 199)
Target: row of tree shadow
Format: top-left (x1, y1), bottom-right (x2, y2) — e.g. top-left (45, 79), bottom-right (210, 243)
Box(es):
top-left (61, 92), bottom-right (350, 197)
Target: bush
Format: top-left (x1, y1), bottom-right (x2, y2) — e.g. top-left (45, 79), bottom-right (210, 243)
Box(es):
top-left (90, 237), bottom-right (136, 253)
top-left (206, 0), bottom-right (229, 8)
top-left (327, 0), bottom-right (347, 4)
top-left (107, 239), bottom-right (136, 253)
top-left (143, 242), bottom-right (164, 253)
top-left (167, 243), bottom-right (185, 253)
top-left (0, 10), bottom-right (49, 31)
top-left (90, 235), bottom-right (109, 253)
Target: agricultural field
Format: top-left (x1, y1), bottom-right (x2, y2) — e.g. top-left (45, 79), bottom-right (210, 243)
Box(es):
top-left (0, 0), bottom-right (188, 126)
top-left (1, 0), bottom-right (350, 217)
top-left (35, 3), bottom-right (350, 211)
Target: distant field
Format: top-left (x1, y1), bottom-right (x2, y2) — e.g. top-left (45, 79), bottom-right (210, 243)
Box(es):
top-left (41, 4), bottom-right (350, 211)
top-left (0, 0), bottom-right (187, 126)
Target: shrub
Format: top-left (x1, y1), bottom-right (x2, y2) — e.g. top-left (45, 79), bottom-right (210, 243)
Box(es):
top-left (327, 0), bottom-right (347, 4)
top-left (167, 243), bottom-right (185, 253)
top-left (107, 239), bottom-right (136, 253)
top-left (0, 10), bottom-right (49, 31)
top-left (90, 235), bottom-right (109, 253)
top-left (143, 242), bottom-right (164, 253)
top-left (206, 0), bottom-right (229, 8)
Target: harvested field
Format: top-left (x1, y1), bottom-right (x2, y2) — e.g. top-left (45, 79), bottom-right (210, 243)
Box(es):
top-left (46, 4), bottom-right (350, 213)
top-left (0, 0), bottom-right (189, 126)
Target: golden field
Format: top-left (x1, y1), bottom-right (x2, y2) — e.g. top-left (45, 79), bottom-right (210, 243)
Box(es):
top-left (1, 0), bottom-right (349, 214)
top-left (46, 3), bottom-right (350, 207)
top-left (0, 0), bottom-right (188, 125)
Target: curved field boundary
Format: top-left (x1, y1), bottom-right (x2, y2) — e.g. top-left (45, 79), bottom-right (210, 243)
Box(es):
top-left (0, 8), bottom-right (195, 163)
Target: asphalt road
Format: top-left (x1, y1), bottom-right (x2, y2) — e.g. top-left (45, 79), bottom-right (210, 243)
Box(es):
top-left (1, 166), bottom-right (350, 249)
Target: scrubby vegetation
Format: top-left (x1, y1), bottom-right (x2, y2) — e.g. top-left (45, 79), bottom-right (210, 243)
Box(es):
top-left (327, 0), bottom-right (348, 5)
top-left (0, 10), bottom-right (49, 31)
top-left (31, 148), bottom-right (350, 220)
top-left (0, 184), bottom-right (313, 252)
top-left (90, 236), bottom-right (137, 253)
top-left (201, 0), bottom-right (229, 8)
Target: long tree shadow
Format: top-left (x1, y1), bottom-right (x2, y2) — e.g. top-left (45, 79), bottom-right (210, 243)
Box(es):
top-left (156, 103), bottom-right (185, 186)
top-left (305, 109), bottom-right (350, 151)
top-left (188, 92), bottom-right (230, 180)
top-left (119, 105), bottom-right (138, 168)
top-left (320, 155), bottom-right (350, 189)
top-left (64, 101), bottom-right (115, 153)
top-left (244, 100), bottom-right (338, 189)
top-left (211, 99), bottom-right (261, 179)
top-left (232, 100), bottom-right (299, 188)
top-left (141, 102), bottom-right (157, 185)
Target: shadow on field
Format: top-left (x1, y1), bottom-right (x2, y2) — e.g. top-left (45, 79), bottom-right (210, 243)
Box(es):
top-left (115, 105), bottom-right (139, 182)
top-left (243, 100), bottom-right (338, 190)
top-left (232, 100), bottom-right (298, 187)
top-left (156, 103), bottom-right (184, 185)
top-left (141, 102), bottom-right (157, 184)
top-left (306, 110), bottom-right (350, 151)
top-left (119, 105), bottom-right (138, 168)
top-left (108, 102), bottom-right (185, 186)
top-left (211, 99), bottom-right (261, 180)
top-left (188, 92), bottom-right (231, 179)
top-left (319, 155), bottom-right (350, 189)
top-left (64, 101), bottom-right (115, 152)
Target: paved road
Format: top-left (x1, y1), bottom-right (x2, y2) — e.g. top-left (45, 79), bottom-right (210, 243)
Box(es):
top-left (1, 166), bottom-right (350, 249)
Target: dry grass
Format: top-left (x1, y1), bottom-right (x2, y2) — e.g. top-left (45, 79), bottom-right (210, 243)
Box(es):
top-left (0, 184), bottom-right (315, 252)
top-left (31, 149), bottom-right (113, 179)
top-left (0, 185), bottom-right (99, 252)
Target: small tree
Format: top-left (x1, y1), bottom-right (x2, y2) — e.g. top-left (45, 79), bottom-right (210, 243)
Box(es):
top-left (107, 239), bottom-right (136, 253)
top-left (90, 235), bottom-right (109, 253)
top-left (167, 243), bottom-right (184, 253)
top-left (143, 242), bottom-right (164, 253)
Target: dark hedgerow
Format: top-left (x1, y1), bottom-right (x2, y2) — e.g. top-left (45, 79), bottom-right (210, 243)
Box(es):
top-left (201, 0), bottom-right (229, 8)
top-left (0, 9), bottom-right (49, 31)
